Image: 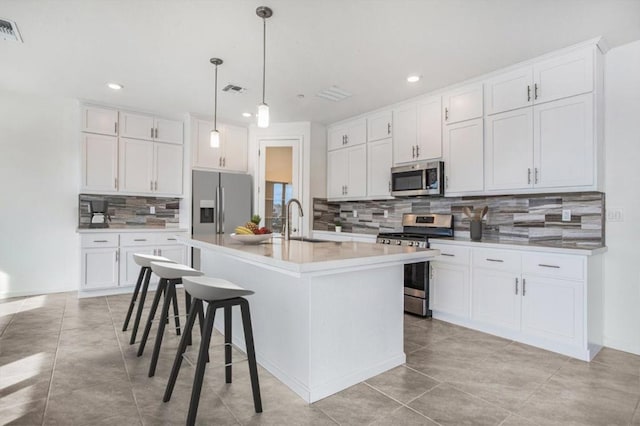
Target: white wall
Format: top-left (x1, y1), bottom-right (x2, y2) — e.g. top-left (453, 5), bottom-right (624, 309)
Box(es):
top-left (603, 39), bottom-right (640, 355)
top-left (0, 91), bottom-right (80, 298)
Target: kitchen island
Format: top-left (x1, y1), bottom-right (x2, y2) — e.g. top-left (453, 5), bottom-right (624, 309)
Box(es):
top-left (179, 235), bottom-right (439, 403)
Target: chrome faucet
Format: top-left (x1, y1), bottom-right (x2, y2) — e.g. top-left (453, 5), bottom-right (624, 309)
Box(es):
top-left (285, 198), bottom-right (304, 241)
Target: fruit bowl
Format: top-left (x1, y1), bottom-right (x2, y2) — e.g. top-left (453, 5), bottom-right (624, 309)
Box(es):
top-left (229, 233), bottom-right (272, 244)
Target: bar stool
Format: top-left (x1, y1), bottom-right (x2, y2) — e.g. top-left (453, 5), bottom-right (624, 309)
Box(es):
top-left (123, 253), bottom-right (175, 345)
top-left (163, 276), bottom-right (262, 426)
top-left (137, 261), bottom-right (204, 377)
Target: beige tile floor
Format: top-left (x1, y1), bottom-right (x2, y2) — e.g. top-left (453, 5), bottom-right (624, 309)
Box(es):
top-left (1, 291), bottom-right (639, 425)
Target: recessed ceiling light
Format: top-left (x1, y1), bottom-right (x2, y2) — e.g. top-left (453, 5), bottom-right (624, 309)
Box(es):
top-left (407, 75), bottom-right (421, 83)
top-left (107, 82), bottom-right (123, 90)
top-left (242, 112), bottom-right (252, 118)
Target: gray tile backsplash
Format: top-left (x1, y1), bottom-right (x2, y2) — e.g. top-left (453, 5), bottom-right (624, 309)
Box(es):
top-left (313, 192), bottom-right (605, 248)
top-left (79, 194), bottom-right (180, 228)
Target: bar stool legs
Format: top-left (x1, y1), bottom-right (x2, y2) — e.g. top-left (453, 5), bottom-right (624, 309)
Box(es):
top-left (239, 298), bottom-right (262, 414)
top-left (123, 266), bottom-right (147, 332)
top-left (129, 267), bottom-right (152, 344)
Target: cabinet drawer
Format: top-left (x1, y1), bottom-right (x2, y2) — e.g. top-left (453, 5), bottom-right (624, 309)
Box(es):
top-left (156, 233), bottom-right (187, 245)
top-left (473, 248), bottom-right (521, 272)
top-left (120, 233), bottom-right (157, 246)
top-left (522, 253), bottom-right (584, 280)
top-left (429, 244), bottom-right (470, 264)
top-left (81, 234), bottom-right (119, 248)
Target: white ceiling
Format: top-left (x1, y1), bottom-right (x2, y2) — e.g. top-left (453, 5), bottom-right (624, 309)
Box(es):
top-left (2, 0), bottom-right (640, 125)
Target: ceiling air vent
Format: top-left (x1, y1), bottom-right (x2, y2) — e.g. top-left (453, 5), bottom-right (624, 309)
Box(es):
top-left (316, 86), bottom-right (352, 102)
top-left (222, 84), bottom-right (247, 94)
top-left (0, 19), bottom-right (23, 43)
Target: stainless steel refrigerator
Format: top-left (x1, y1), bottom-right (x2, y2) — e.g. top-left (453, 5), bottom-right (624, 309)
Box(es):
top-left (192, 170), bottom-right (252, 269)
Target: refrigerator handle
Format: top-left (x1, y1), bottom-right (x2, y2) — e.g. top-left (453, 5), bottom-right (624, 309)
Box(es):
top-left (216, 186), bottom-right (221, 234)
top-left (221, 187), bottom-right (225, 234)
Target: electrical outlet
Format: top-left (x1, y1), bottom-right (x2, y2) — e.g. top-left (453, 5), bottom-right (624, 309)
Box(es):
top-left (150, 206), bottom-right (156, 214)
top-left (562, 209), bottom-right (571, 222)
top-left (353, 210), bottom-right (358, 218)
top-left (383, 210), bottom-right (389, 218)
top-left (606, 208), bottom-right (624, 222)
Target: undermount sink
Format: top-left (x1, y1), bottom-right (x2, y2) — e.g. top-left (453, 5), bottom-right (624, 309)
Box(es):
top-left (288, 237), bottom-right (331, 243)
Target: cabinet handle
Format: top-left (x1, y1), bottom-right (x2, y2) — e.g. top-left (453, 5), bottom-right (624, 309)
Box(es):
top-left (522, 278), bottom-right (526, 296)
top-left (416, 145), bottom-right (420, 158)
top-left (114, 122), bottom-right (118, 134)
top-left (445, 176), bottom-right (449, 189)
top-left (412, 145), bottom-right (415, 158)
top-left (538, 263), bottom-right (560, 269)
top-left (534, 168), bottom-right (539, 184)
top-left (430, 267), bottom-right (433, 280)
top-left (167, 238), bottom-right (177, 241)
top-left (486, 258), bottom-right (504, 263)
top-left (158, 249), bottom-right (162, 256)
top-left (444, 107), bottom-right (449, 121)
top-left (155, 128), bottom-right (158, 139)
top-left (223, 157), bottom-right (226, 167)
top-left (527, 85), bottom-right (531, 102)
top-left (115, 251), bottom-right (119, 262)
top-left (441, 253), bottom-right (455, 257)
top-left (155, 181), bottom-right (158, 191)
top-left (534, 83), bottom-right (539, 100)
top-left (345, 135), bottom-right (349, 144)
top-left (515, 277), bottom-right (519, 295)
top-left (388, 181), bottom-right (391, 192)
top-left (150, 181), bottom-right (153, 191)
top-left (219, 157), bottom-right (222, 167)
top-left (133, 239), bottom-right (147, 242)
top-left (387, 123), bottom-right (391, 135)
top-left (527, 168), bottom-right (531, 184)
top-left (114, 177), bottom-right (118, 190)
top-left (93, 240), bottom-right (109, 243)
top-left (151, 128), bottom-right (154, 138)
top-left (345, 185), bottom-right (348, 195)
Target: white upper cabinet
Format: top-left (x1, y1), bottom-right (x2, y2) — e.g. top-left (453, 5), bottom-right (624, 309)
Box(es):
top-left (485, 108), bottom-right (534, 191)
top-left (192, 118), bottom-right (248, 172)
top-left (533, 47), bottom-right (593, 105)
top-left (82, 134), bottom-right (118, 192)
top-left (442, 82), bottom-right (483, 125)
top-left (443, 118), bottom-right (484, 195)
top-left (120, 112), bottom-right (183, 144)
top-left (154, 143), bottom-right (183, 195)
top-left (82, 106), bottom-right (118, 136)
top-left (327, 150), bottom-right (348, 200)
top-left (485, 66), bottom-right (534, 115)
top-left (119, 138), bottom-right (154, 193)
top-left (193, 119), bottom-right (222, 169)
top-left (393, 97), bottom-right (442, 165)
top-left (533, 93), bottom-right (594, 188)
top-left (327, 145), bottom-right (367, 200)
top-left (367, 110), bottom-right (392, 142)
top-left (221, 124), bottom-right (248, 172)
top-left (328, 118), bottom-right (366, 151)
top-left (367, 139), bottom-right (392, 198)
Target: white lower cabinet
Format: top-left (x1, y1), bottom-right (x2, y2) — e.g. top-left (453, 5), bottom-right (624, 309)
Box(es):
top-left (472, 268), bottom-right (521, 331)
top-left (429, 243), bottom-right (471, 318)
top-left (81, 248), bottom-right (119, 290)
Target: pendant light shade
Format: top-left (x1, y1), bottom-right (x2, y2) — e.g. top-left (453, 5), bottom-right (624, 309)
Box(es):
top-left (209, 57), bottom-right (223, 148)
top-left (256, 6), bottom-right (273, 128)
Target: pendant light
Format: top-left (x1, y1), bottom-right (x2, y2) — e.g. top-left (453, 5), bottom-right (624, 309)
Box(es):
top-left (209, 57), bottom-right (223, 147)
top-left (256, 6), bottom-right (273, 128)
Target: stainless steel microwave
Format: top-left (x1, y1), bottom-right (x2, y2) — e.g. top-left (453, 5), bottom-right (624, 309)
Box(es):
top-left (391, 161), bottom-right (444, 197)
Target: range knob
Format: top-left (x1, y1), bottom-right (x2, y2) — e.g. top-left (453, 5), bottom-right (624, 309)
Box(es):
top-left (385, 239), bottom-right (390, 244)
top-left (396, 240), bottom-right (402, 246)
top-left (408, 241), bottom-right (414, 247)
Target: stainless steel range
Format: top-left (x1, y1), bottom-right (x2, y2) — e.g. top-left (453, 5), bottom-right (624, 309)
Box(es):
top-left (376, 213), bottom-right (454, 317)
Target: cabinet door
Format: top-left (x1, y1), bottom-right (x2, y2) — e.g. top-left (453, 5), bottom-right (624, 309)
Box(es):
top-left (328, 126), bottom-right (347, 151)
top-left (393, 103), bottom-right (418, 164)
top-left (485, 108), bottom-right (534, 191)
top-left (154, 143), bottom-right (183, 195)
top-left (367, 110), bottom-right (392, 142)
top-left (81, 248), bottom-right (119, 289)
top-left (533, 93), bottom-right (594, 188)
top-left (472, 269), bottom-right (521, 331)
top-left (156, 245), bottom-right (187, 265)
top-left (367, 139), bottom-right (392, 198)
top-left (345, 119), bottom-right (367, 147)
top-left (222, 125), bottom-right (248, 172)
top-left (443, 118), bottom-right (484, 194)
top-left (154, 118), bottom-right (183, 144)
top-left (485, 66), bottom-right (533, 115)
top-left (430, 262), bottom-right (470, 318)
top-left (521, 275), bottom-right (584, 347)
top-left (82, 106), bottom-right (118, 136)
top-left (119, 246), bottom-right (156, 287)
top-left (416, 96), bottom-right (442, 160)
top-left (82, 134), bottom-right (118, 191)
top-left (327, 149), bottom-right (348, 199)
top-left (443, 83), bottom-right (483, 124)
top-left (193, 119), bottom-right (222, 169)
top-left (120, 112), bottom-right (155, 141)
top-left (119, 138), bottom-right (154, 193)
top-left (533, 47), bottom-right (594, 104)
top-left (347, 144), bottom-right (367, 198)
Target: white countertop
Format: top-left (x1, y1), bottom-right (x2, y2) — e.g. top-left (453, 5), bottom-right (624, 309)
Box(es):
top-left (181, 235), bottom-right (439, 274)
top-left (430, 237), bottom-right (607, 256)
top-left (77, 227), bottom-right (189, 234)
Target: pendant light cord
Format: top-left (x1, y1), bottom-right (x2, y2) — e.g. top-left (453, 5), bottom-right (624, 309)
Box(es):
top-left (214, 63), bottom-right (218, 130)
top-left (262, 17), bottom-right (266, 104)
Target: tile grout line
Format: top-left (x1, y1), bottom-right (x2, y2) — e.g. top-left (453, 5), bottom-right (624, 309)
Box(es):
top-left (362, 379), bottom-right (443, 425)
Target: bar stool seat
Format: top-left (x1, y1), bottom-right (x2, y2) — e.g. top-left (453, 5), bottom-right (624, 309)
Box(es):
top-left (123, 254), bottom-right (175, 345)
top-left (183, 276), bottom-right (254, 301)
top-left (151, 261), bottom-right (205, 280)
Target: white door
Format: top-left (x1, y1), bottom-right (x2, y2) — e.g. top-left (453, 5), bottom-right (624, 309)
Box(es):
top-left (154, 118), bottom-right (183, 144)
top-left (367, 110), bottom-right (392, 142)
top-left (119, 246), bottom-right (155, 287)
top-left (533, 93), bottom-right (594, 188)
top-left (258, 139), bottom-right (301, 235)
top-left (443, 118), bottom-right (484, 194)
top-left (193, 119), bottom-right (222, 169)
top-left (82, 106), bottom-right (118, 136)
top-left (392, 103), bottom-right (418, 164)
top-left (119, 138), bottom-right (154, 193)
top-left (120, 112), bottom-right (155, 141)
top-left (485, 108), bottom-right (534, 191)
top-left (82, 134), bottom-right (118, 191)
top-left (430, 262), bottom-right (470, 318)
top-left (485, 66), bottom-right (533, 115)
top-left (367, 139), bottom-right (392, 198)
top-left (81, 248), bottom-right (119, 289)
top-left (472, 269), bottom-right (521, 331)
top-left (222, 125), bottom-right (248, 172)
top-left (533, 47), bottom-right (594, 104)
top-left (154, 143), bottom-right (183, 195)
top-left (416, 96), bottom-right (442, 160)
top-left (521, 275), bottom-right (584, 347)
top-left (327, 149), bottom-right (348, 200)
top-left (443, 82), bottom-right (483, 125)
top-left (346, 144), bottom-right (367, 198)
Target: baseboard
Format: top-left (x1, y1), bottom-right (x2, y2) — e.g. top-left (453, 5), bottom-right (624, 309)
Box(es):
top-left (0, 286), bottom-right (77, 300)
